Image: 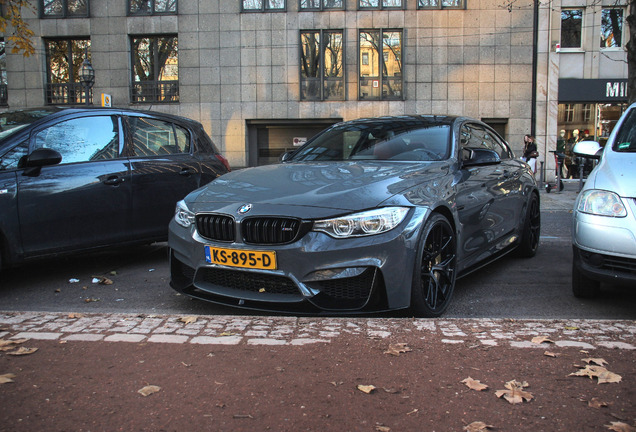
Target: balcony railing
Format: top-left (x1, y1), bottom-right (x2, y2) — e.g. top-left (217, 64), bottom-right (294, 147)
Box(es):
top-left (131, 80), bottom-right (179, 103)
top-left (46, 83), bottom-right (92, 105)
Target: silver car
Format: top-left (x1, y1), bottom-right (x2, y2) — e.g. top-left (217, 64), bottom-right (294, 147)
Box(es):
top-left (572, 103), bottom-right (636, 296)
top-left (169, 116), bottom-right (540, 317)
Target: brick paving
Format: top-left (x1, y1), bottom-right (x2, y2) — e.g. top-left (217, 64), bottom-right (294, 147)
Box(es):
top-left (1, 311), bottom-right (634, 350)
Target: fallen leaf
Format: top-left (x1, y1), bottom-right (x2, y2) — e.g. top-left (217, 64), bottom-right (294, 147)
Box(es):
top-left (137, 385), bottom-right (161, 396)
top-left (583, 358), bottom-right (609, 367)
top-left (55, 288), bottom-right (61, 293)
top-left (495, 380), bottom-right (533, 404)
top-left (406, 409), bottom-right (419, 416)
top-left (464, 421), bottom-right (494, 432)
top-left (606, 422), bottom-right (636, 432)
top-left (219, 332), bottom-right (235, 336)
top-left (384, 343), bottom-right (412, 356)
top-left (588, 397), bottom-right (608, 409)
top-left (232, 414), bottom-right (253, 419)
top-left (91, 276), bottom-right (113, 285)
top-left (0, 373), bottom-right (16, 384)
top-left (179, 316), bottom-right (197, 325)
top-left (375, 426), bottom-right (391, 432)
top-left (570, 365), bottom-right (622, 384)
top-left (7, 347), bottom-right (38, 356)
top-left (462, 377), bottom-right (489, 391)
top-left (383, 387), bottom-right (401, 394)
top-left (84, 298), bottom-right (100, 303)
top-left (565, 326), bottom-right (579, 330)
top-left (0, 339), bottom-right (28, 351)
top-left (531, 336), bottom-right (554, 344)
top-left (357, 384), bottom-right (376, 394)
top-left (68, 313), bottom-right (84, 319)
top-left (258, 288), bottom-right (266, 293)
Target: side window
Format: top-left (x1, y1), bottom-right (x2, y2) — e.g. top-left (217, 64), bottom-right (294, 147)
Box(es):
top-left (0, 141), bottom-right (29, 171)
top-left (128, 117), bottom-right (191, 156)
top-left (32, 116), bottom-right (120, 164)
top-left (482, 130), bottom-right (510, 159)
top-left (460, 124), bottom-right (508, 160)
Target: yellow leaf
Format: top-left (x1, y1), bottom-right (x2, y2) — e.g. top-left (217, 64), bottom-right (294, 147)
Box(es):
top-left (357, 384), bottom-right (376, 394)
top-left (583, 357), bottom-right (608, 367)
top-left (384, 343), bottom-right (412, 356)
top-left (179, 316), bottom-right (197, 325)
top-left (587, 397), bottom-right (608, 409)
top-left (531, 336), bottom-right (554, 344)
top-left (495, 380), bottom-right (533, 404)
top-left (0, 373), bottom-right (16, 384)
top-left (570, 365), bottom-right (622, 384)
top-left (606, 422), bottom-right (636, 432)
top-left (137, 385), bottom-right (161, 396)
top-left (544, 351), bottom-right (558, 358)
top-left (375, 426), bottom-right (391, 432)
top-left (0, 339), bottom-right (28, 351)
top-left (68, 313), bottom-right (84, 319)
top-left (464, 421), bottom-right (494, 432)
top-left (7, 347), bottom-right (38, 356)
top-left (461, 377), bottom-right (489, 391)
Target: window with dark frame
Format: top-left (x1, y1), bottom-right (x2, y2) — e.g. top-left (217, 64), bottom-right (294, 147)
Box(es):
top-left (0, 39), bottom-right (7, 106)
top-left (130, 35), bottom-right (179, 104)
top-left (561, 9), bottom-right (583, 49)
top-left (358, 0), bottom-right (403, 9)
top-left (242, 0), bottom-right (286, 11)
top-left (600, 8), bottom-right (623, 48)
top-left (44, 38), bottom-right (91, 105)
top-left (417, 0), bottom-right (465, 9)
top-left (300, 0), bottom-right (344, 10)
top-left (128, 0), bottom-right (177, 16)
top-left (359, 29), bottom-right (403, 101)
top-left (40, 0), bottom-right (89, 18)
top-left (300, 30), bottom-right (345, 101)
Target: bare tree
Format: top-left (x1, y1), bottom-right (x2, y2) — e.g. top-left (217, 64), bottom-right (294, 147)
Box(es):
top-left (0, 0), bottom-right (35, 56)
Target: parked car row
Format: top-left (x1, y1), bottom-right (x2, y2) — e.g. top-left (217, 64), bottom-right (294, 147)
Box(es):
top-left (2, 105), bottom-right (633, 316)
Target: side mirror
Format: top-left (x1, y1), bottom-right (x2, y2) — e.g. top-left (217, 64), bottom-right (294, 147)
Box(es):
top-left (25, 148), bottom-right (62, 168)
top-left (22, 148), bottom-right (62, 177)
top-left (573, 140), bottom-right (602, 160)
top-left (462, 148), bottom-right (501, 167)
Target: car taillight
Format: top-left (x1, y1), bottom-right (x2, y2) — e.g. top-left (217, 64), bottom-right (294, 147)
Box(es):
top-left (215, 154), bottom-right (231, 172)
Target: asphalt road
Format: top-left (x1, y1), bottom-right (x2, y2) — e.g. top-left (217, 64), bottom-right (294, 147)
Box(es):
top-left (1, 189), bottom-right (634, 319)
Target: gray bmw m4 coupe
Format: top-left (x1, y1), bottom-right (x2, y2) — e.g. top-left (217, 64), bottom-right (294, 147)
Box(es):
top-left (168, 115), bottom-right (541, 317)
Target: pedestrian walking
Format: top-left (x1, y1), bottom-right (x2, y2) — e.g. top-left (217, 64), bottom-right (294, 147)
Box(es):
top-left (522, 134), bottom-right (538, 174)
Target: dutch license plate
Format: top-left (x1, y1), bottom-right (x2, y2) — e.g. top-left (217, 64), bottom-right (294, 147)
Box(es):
top-left (205, 246), bottom-right (277, 270)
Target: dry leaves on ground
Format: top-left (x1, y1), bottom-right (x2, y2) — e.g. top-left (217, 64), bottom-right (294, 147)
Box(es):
top-left (357, 384), bottom-right (376, 394)
top-left (179, 316), bottom-right (198, 325)
top-left (137, 385), bottom-right (161, 396)
top-left (570, 365), bottom-right (622, 384)
top-left (462, 377), bottom-right (489, 391)
top-left (531, 336), bottom-right (554, 344)
top-left (544, 351), bottom-right (559, 358)
top-left (7, 347), bottom-right (38, 356)
top-left (0, 373), bottom-right (16, 384)
top-left (92, 276), bottom-right (113, 285)
top-left (464, 421), bottom-right (494, 432)
top-left (586, 397), bottom-right (609, 409)
top-left (495, 380), bottom-right (534, 404)
top-left (68, 312), bottom-right (84, 319)
top-left (583, 358), bottom-right (609, 367)
top-left (0, 339), bottom-right (28, 352)
top-left (384, 343), bottom-right (412, 357)
top-left (606, 422), bottom-right (636, 432)
top-left (375, 426), bottom-right (391, 432)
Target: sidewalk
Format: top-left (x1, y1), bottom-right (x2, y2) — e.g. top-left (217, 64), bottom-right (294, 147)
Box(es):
top-left (1, 311), bottom-right (634, 431)
top-left (539, 178), bottom-right (580, 211)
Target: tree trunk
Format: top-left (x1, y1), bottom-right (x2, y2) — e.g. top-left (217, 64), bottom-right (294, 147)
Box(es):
top-left (628, 0), bottom-right (636, 104)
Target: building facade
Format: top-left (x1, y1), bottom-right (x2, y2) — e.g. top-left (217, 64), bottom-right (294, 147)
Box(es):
top-left (0, 0), bottom-right (628, 175)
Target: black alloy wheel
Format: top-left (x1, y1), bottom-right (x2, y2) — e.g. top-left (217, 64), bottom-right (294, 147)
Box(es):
top-left (516, 192), bottom-right (541, 258)
top-left (411, 213), bottom-right (457, 317)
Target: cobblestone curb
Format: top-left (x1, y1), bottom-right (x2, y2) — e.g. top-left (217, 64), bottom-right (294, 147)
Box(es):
top-left (1, 311), bottom-right (634, 350)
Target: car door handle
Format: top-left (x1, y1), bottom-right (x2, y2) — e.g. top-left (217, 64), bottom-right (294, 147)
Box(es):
top-left (179, 168), bottom-right (196, 177)
top-left (103, 176), bottom-right (125, 186)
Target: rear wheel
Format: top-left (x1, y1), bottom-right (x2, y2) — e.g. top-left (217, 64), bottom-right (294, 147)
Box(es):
top-left (572, 261), bottom-right (601, 298)
top-left (411, 213), bottom-right (457, 317)
top-left (516, 192), bottom-right (540, 258)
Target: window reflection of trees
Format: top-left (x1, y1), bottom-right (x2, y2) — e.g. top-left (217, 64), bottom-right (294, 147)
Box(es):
top-left (131, 36), bottom-right (179, 103)
top-left (41, 0), bottom-right (88, 17)
top-left (45, 38), bottom-right (91, 104)
top-left (129, 0), bottom-right (177, 14)
top-left (601, 9), bottom-right (623, 48)
top-left (300, 0), bottom-right (343, 9)
top-left (359, 30), bottom-right (402, 100)
top-left (242, 0), bottom-right (285, 10)
top-left (300, 31), bottom-right (344, 100)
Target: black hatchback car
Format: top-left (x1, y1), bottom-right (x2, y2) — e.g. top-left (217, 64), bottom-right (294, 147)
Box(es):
top-left (0, 107), bottom-right (230, 269)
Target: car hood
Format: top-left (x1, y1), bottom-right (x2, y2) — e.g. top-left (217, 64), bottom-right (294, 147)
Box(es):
top-left (587, 149), bottom-right (636, 197)
top-left (187, 161), bottom-right (450, 215)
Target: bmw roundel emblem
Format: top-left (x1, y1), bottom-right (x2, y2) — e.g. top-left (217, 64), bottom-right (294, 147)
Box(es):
top-left (238, 204), bottom-right (252, 214)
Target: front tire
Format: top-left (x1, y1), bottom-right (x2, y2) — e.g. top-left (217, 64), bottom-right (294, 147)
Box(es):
top-left (572, 261), bottom-right (600, 298)
top-left (411, 213), bottom-right (457, 317)
top-left (516, 192), bottom-right (540, 258)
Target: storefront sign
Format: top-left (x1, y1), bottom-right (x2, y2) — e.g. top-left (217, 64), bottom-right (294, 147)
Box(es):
top-left (559, 79), bottom-right (628, 102)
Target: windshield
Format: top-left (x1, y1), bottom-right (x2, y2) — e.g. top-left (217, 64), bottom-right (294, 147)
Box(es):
top-left (289, 121), bottom-right (451, 162)
top-left (0, 109), bottom-right (58, 141)
top-left (612, 108), bottom-right (636, 152)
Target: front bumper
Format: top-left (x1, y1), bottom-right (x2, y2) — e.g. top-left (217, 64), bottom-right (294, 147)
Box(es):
top-left (168, 208), bottom-right (428, 314)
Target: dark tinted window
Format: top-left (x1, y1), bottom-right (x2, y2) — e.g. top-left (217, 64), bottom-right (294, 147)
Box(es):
top-left (461, 124), bottom-right (510, 159)
top-left (612, 108), bottom-right (636, 152)
top-left (33, 116), bottom-right (120, 164)
top-left (290, 121), bottom-right (451, 162)
top-left (128, 117), bottom-right (190, 156)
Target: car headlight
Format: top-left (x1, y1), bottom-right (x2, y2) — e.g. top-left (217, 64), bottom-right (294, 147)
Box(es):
top-left (576, 190), bottom-right (627, 217)
top-left (313, 207), bottom-right (409, 238)
top-left (175, 200), bottom-right (195, 228)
